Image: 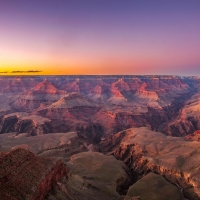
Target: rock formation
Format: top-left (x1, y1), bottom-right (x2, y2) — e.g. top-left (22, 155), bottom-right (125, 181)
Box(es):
top-left (164, 90), bottom-right (200, 136)
top-left (0, 113), bottom-right (51, 136)
top-left (101, 127), bottom-right (200, 199)
top-left (0, 147), bottom-right (68, 200)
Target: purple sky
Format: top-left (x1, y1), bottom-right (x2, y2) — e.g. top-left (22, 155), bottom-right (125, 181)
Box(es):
top-left (0, 0), bottom-right (200, 75)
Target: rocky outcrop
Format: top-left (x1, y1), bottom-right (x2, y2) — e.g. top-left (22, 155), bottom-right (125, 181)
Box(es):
top-left (134, 89), bottom-right (159, 101)
top-left (163, 90), bottom-right (200, 136)
top-left (101, 127), bottom-right (200, 200)
top-left (0, 113), bottom-right (50, 136)
top-left (185, 130), bottom-right (200, 141)
top-left (33, 79), bottom-right (65, 95)
top-left (60, 79), bottom-right (80, 93)
top-left (0, 147), bottom-right (68, 200)
top-left (87, 85), bottom-right (105, 102)
top-left (0, 115), bottom-right (18, 133)
top-left (108, 85), bottom-right (128, 105)
top-left (112, 78), bottom-right (130, 92)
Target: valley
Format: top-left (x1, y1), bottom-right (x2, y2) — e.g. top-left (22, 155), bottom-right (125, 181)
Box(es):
top-left (1, 75), bottom-right (200, 200)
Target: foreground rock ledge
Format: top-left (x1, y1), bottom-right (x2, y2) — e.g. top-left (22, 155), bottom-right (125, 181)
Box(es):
top-left (0, 146), bottom-right (68, 200)
top-left (102, 127), bottom-right (200, 200)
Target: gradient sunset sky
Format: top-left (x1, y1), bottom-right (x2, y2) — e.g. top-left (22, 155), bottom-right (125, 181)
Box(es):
top-left (0, 0), bottom-right (200, 75)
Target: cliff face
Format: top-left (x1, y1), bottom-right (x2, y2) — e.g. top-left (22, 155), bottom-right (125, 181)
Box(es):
top-left (0, 113), bottom-right (50, 136)
top-left (101, 127), bottom-right (200, 200)
top-left (32, 159), bottom-right (68, 200)
top-left (163, 90), bottom-right (200, 136)
top-left (0, 115), bottom-right (18, 133)
top-left (0, 147), bottom-right (68, 200)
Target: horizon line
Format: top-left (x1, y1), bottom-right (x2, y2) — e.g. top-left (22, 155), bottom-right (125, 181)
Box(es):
top-left (0, 74), bottom-right (200, 77)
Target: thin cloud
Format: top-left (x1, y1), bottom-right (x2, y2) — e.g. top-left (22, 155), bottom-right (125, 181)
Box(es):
top-left (27, 70), bottom-right (42, 73)
top-left (11, 70), bottom-right (42, 73)
top-left (0, 71), bottom-right (9, 73)
top-left (0, 70), bottom-right (42, 73)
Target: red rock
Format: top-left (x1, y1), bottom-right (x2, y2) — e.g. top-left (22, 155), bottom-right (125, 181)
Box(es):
top-left (194, 130), bottom-right (200, 135)
top-left (0, 147), bottom-right (69, 200)
top-left (112, 79), bottom-right (130, 92)
top-left (60, 80), bottom-right (80, 93)
top-left (90, 85), bottom-right (102, 95)
top-left (0, 77), bottom-right (39, 93)
top-left (11, 80), bottom-right (66, 111)
top-left (33, 79), bottom-right (65, 95)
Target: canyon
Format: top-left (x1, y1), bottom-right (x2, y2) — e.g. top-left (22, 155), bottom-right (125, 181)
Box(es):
top-left (0, 75), bottom-right (200, 199)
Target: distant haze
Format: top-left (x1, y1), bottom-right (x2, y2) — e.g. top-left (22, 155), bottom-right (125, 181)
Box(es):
top-left (0, 0), bottom-right (200, 75)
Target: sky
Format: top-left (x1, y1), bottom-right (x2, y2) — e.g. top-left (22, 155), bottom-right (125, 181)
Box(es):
top-left (0, 0), bottom-right (200, 76)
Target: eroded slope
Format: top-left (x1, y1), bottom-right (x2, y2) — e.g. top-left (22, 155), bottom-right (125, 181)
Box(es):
top-left (101, 127), bottom-right (200, 199)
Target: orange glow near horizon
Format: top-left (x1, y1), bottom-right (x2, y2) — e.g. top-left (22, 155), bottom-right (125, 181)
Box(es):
top-left (1, 51), bottom-right (200, 76)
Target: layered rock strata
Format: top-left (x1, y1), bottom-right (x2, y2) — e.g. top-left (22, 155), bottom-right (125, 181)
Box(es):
top-left (0, 113), bottom-right (50, 136)
top-left (0, 147), bottom-right (68, 200)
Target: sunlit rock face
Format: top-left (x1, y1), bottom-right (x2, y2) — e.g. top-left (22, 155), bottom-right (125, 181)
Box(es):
top-left (11, 79), bottom-right (66, 111)
top-left (163, 90), bottom-right (200, 136)
top-left (185, 130), bottom-right (200, 141)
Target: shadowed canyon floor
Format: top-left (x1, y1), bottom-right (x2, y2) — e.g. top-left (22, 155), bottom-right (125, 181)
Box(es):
top-left (1, 75), bottom-right (200, 199)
